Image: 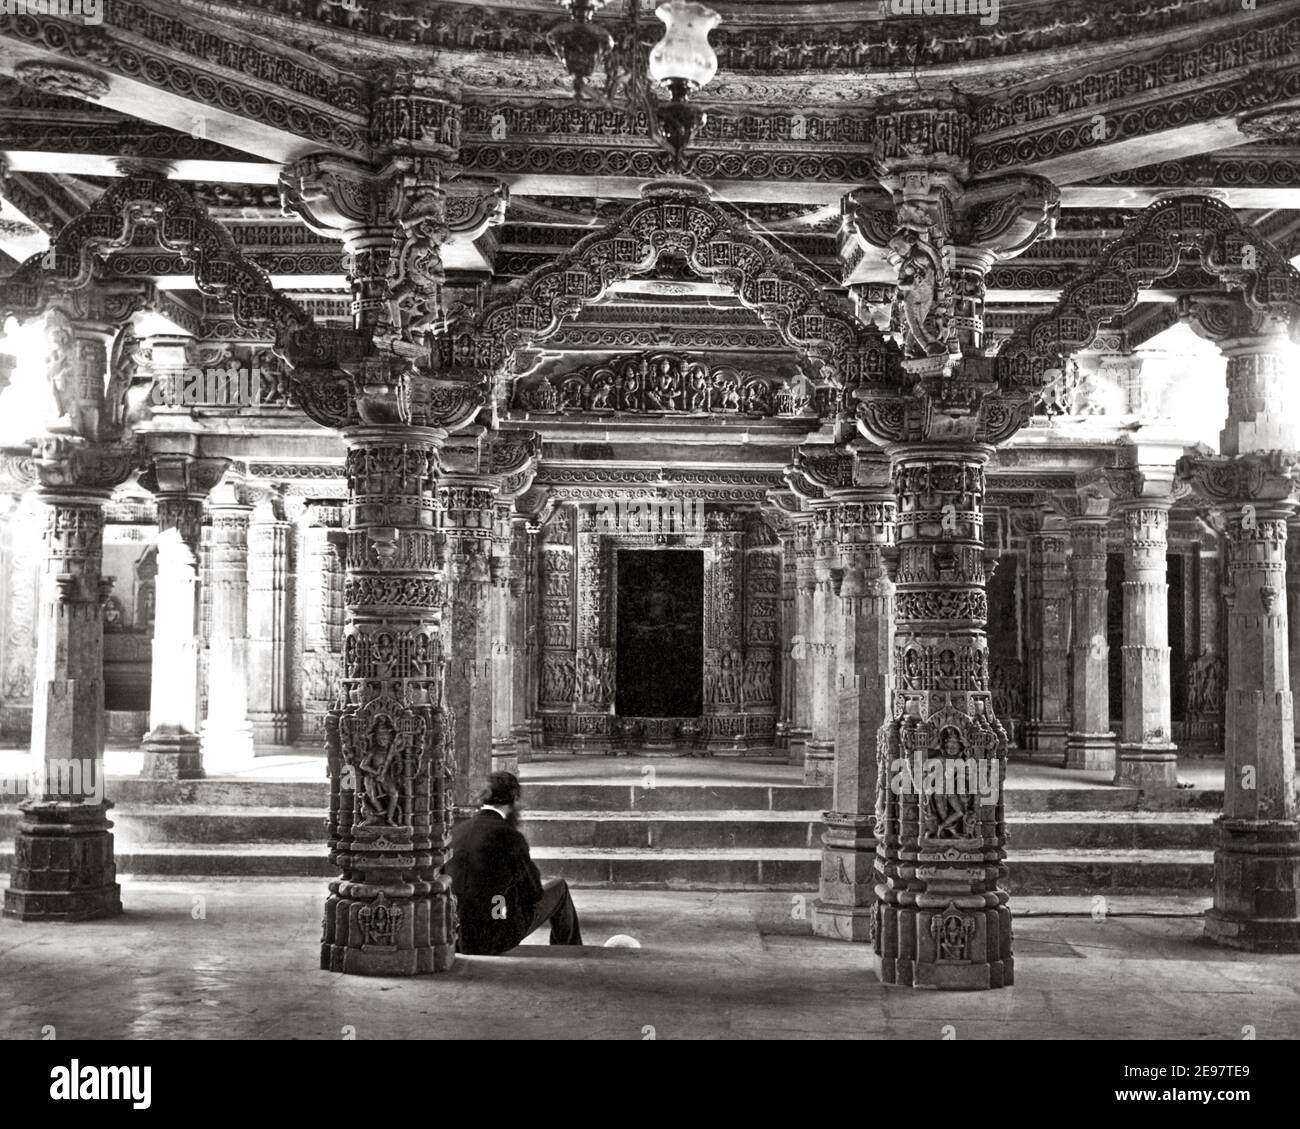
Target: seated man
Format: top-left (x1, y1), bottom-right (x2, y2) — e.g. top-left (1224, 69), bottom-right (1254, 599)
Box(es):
top-left (447, 771), bottom-right (583, 955)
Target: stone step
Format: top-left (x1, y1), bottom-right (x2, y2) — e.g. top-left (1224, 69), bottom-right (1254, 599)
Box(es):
top-left (0, 777), bottom-right (1155, 812)
top-left (0, 843), bottom-right (1214, 892)
top-left (0, 806), bottom-right (1217, 850)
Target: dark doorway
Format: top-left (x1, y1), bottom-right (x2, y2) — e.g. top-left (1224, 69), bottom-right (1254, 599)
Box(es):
top-left (615, 550), bottom-right (703, 717)
top-left (1107, 551), bottom-right (1124, 730)
top-left (1168, 553), bottom-right (1186, 724)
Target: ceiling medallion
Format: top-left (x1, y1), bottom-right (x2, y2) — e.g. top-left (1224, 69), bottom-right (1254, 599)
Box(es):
top-left (12, 61), bottom-right (110, 101)
top-left (546, 0), bottom-right (720, 173)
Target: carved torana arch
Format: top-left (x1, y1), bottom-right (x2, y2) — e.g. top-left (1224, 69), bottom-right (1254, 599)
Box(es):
top-left (0, 165), bottom-right (312, 351)
top-left (995, 194), bottom-right (1300, 390)
top-left (435, 182), bottom-right (899, 392)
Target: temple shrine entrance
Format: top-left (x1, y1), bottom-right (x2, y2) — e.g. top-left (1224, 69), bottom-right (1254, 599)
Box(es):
top-left (614, 549), bottom-right (704, 719)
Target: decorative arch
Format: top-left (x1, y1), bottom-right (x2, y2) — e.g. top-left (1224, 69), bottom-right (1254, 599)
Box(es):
top-left (435, 184), bottom-right (899, 392)
top-left (0, 168), bottom-right (311, 350)
top-left (995, 194), bottom-right (1300, 389)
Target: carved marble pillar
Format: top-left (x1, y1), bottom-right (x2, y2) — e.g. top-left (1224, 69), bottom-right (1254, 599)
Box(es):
top-left (489, 501), bottom-right (517, 776)
top-left (1023, 518), bottom-right (1071, 760)
top-left (440, 478), bottom-right (497, 804)
top-left (323, 426), bottom-right (454, 976)
top-left (1116, 502), bottom-right (1179, 790)
top-left (201, 476), bottom-right (254, 773)
top-left (1289, 516), bottom-right (1300, 757)
top-left (812, 468), bottom-right (895, 942)
top-left (788, 514), bottom-right (815, 767)
top-left (522, 520), bottom-right (544, 753)
top-left (1180, 453), bottom-right (1300, 951)
top-left (538, 505), bottom-right (575, 750)
top-left (874, 445), bottom-right (1011, 989)
top-left (742, 517), bottom-right (781, 751)
top-left (703, 511), bottom-right (747, 753)
top-left (774, 522), bottom-right (796, 752)
top-left (509, 516), bottom-right (536, 761)
top-left (247, 495), bottom-right (292, 746)
top-left (1062, 506), bottom-right (1116, 771)
top-left (4, 438), bottom-right (133, 922)
top-left (805, 503), bottom-right (839, 783)
top-left (0, 452), bottom-right (38, 739)
top-left (139, 453), bottom-right (229, 779)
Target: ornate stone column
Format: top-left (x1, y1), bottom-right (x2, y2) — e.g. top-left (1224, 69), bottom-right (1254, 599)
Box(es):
top-left (770, 510), bottom-right (797, 752)
top-left (441, 475), bottom-right (496, 803)
top-left (788, 513), bottom-right (815, 766)
top-left (846, 131), bottom-right (1059, 988)
top-left (1289, 515), bottom-right (1300, 756)
top-left (804, 502), bottom-right (840, 783)
top-left (1022, 512), bottom-right (1071, 760)
top-left (1050, 488), bottom-right (1116, 771)
top-left (537, 504), bottom-right (575, 751)
top-left (139, 450), bottom-right (229, 779)
top-left (1182, 453), bottom-right (1300, 951)
top-left (812, 452), bottom-right (895, 942)
top-left (508, 514), bottom-right (535, 762)
top-left (489, 500), bottom-right (517, 776)
top-left (323, 423), bottom-right (455, 976)
top-left (4, 436), bottom-right (133, 921)
top-left (201, 473), bottom-right (255, 773)
top-left (703, 510), bottom-right (747, 754)
top-left (247, 492), bottom-right (292, 745)
top-left (1090, 461), bottom-right (1186, 790)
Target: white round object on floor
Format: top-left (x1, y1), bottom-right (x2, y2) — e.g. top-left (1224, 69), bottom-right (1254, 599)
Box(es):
top-left (604, 934), bottom-right (642, 948)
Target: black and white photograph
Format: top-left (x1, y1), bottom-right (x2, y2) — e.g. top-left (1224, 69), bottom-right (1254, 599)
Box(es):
top-left (0, 0), bottom-right (1297, 1095)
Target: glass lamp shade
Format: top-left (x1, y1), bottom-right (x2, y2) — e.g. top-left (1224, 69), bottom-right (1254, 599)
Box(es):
top-left (647, 1), bottom-right (721, 91)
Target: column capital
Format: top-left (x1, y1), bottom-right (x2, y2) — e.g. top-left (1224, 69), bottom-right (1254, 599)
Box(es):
top-left (1082, 463), bottom-right (1189, 511)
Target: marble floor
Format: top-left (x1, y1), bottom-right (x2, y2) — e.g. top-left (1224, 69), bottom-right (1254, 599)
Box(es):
top-left (1, 880), bottom-right (1294, 1040)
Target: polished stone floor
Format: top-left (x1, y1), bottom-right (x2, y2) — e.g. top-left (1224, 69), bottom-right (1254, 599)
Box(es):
top-left (1, 879), bottom-right (1295, 1040)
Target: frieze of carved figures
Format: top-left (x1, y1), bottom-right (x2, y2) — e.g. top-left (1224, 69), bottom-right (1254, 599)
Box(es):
top-left (988, 662), bottom-right (1025, 723)
top-left (515, 355), bottom-right (781, 417)
top-left (435, 187), bottom-right (890, 390)
top-left (705, 649), bottom-right (743, 706)
top-left (932, 905), bottom-right (977, 964)
top-left (230, 0), bottom-right (1238, 75)
top-left (896, 644), bottom-right (990, 693)
top-left (541, 653), bottom-right (575, 704)
top-left (1186, 651), bottom-right (1226, 720)
top-left (997, 196), bottom-right (1300, 391)
top-left (574, 647), bottom-right (614, 705)
top-left (343, 627), bottom-right (443, 685)
top-left (740, 655), bottom-right (774, 706)
top-left (339, 691), bottom-right (429, 828)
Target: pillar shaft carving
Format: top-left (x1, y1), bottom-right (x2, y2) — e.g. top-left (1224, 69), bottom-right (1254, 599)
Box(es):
top-left (788, 514), bottom-right (816, 762)
top-left (1061, 506), bottom-right (1115, 770)
top-left (203, 478), bottom-right (255, 772)
top-left (804, 503), bottom-right (839, 782)
top-left (1180, 450), bottom-right (1300, 951)
top-left (323, 426), bottom-right (455, 976)
top-left (812, 466), bottom-right (896, 944)
top-left (874, 444), bottom-right (1011, 990)
top-left (248, 499), bottom-right (293, 746)
top-left (4, 435), bottom-right (133, 922)
top-left (1024, 519), bottom-right (1071, 759)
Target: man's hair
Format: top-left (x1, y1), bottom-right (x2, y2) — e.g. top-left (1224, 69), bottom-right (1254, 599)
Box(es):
top-left (480, 771), bottom-right (522, 807)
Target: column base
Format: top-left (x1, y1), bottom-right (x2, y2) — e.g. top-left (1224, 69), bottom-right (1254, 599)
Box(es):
top-left (141, 730), bottom-right (203, 780)
top-left (1203, 818), bottom-right (1300, 953)
top-left (200, 723), bottom-right (256, 775)
top-left (511, 725), bottom-right (532, 764)
top-left (250, 714), bottom-right (291, 746)
top-left (1024, 722), bottom-right (1069, 758)
top-left (321, 879), bottom-right (457, 976)
top-left (1114, 743), bottom-right (1178, 790)
top-left (491, 737), bottom-right (518, 776)
top-left (803, 740), bottom-right (834, 785)
top-left (787, 728), bottom-right (810, 768)
top-left (1065, 732), bottom-right (1116, 772)
top-left (875, 901), bottom-right (1014, 990)
top-left (811, 815), bottom-right (877, 942)
top-left (3, 801), bottom-right (122, 922)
